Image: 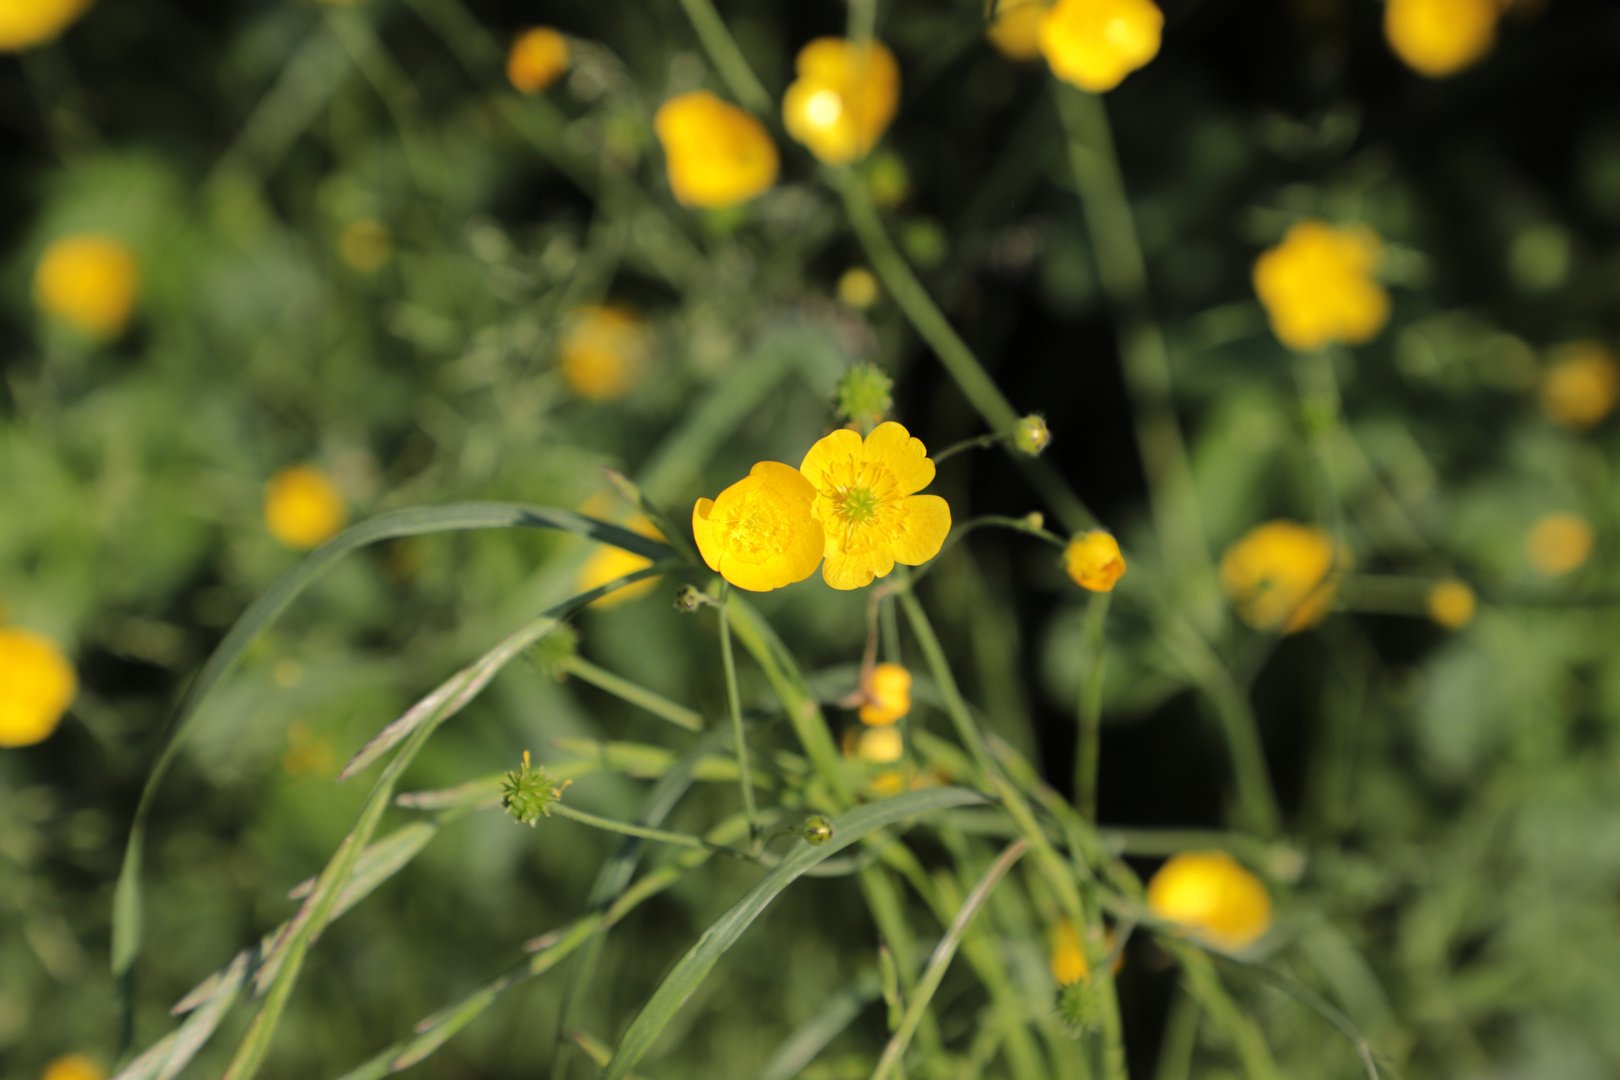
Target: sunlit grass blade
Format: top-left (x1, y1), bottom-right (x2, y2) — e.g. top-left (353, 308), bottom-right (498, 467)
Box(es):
top-left (601, 787), bottom-right (991, 1080)
top-left (111, 951), bottom-right (248, 1080)
top-left (754, 970), bottom-right (882, 1080)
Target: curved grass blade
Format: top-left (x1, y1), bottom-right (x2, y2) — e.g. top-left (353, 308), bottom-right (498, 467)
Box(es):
top-left (601, 786), bottom-right (991, 1080)
top-left (114, 502), bottom-right (673, 983)
top-left (1215, 957), bottom-right (1385, 1080)
top-left (754, 970), bottom-right (882, 1080)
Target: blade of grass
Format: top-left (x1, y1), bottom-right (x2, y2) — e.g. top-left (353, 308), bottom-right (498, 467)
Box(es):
top-left (755, 970), bottom-right (883, 1080)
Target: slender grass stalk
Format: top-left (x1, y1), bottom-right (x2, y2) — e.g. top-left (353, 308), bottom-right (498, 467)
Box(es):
top-left (930, 432), bottom-right (1008, 465)
top-left (1168, 944), bottom-right (1279, 1080)
top-left (671, 0), bottom-right (772, 114)
top-left (1154, 984), bottom-right (1201, 1080)
top-left (1054, 85), bottom-right (1214, 591)
top-left (718, 582), bottom-right (760, 842)
top-left (549, 803), bottom-right (756, 859)
top-left (1074, 591), bottom-right (1112, 823)
top-left (870, 840), bottom-right (1030, 1080)
top-left (562, 656), bottom-right (705, 731)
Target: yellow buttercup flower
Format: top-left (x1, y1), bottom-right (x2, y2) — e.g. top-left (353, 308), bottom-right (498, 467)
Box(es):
top-left (1540, 342), bottom-right (1619, 430)
top-left (576, 514), bottom-right (664, 608)
top-left (1050, 917), bottom-right (1088, 986)
top-left (264, 466), bottom-right (348, 550)
top-left (34, 233), bottom-right (139, 338)
top-left (0, 0), bottom-right (92, 52)
top-left (798, 421), bottom-right (952, 590)
top-left (1038, 0), bottom-right (1163, 93)
top-left (559, 305), bottom-right (652, 402)
top-left (1527, 513), bottom-right (1592, 576)
top-left (1146, 851), bottom-right (1272, 951)
top-left (1253, 220), bottom-right (1389, 352)
top-left (987, 0), bottom-right (1049, 61)
top-left (856, 724), bottom-right (904, 764)
top-left (1384, 0), bottom-right (1497, 79)
top-left (837, 267), bottom-right (880, 309)
top-left (693, 462), bottom-right (825, 592)
top-left (783, 38), bottom-right (900, 166)
top-left (507, 27), bottom-right (570, 94)
top-left (860, 662), bottom-right (912, 725)
top-left (654, 91), bottom-right (779, 210)
top-left (0, 627), bottom-right (77, 748)
top-left (1427, 579), bottom-right (1476, 630)
top-left (1064, 530), bottom-right (1126, 592)
top-left (1221, 520), bottom-right (1346, 633)
top-left (42, 1055), bottom-right (106, 1080)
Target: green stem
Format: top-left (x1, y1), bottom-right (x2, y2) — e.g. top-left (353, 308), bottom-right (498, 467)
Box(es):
top-left (718, 582), bottom-right (760, 841)
top-left (1073, 591), bottom-right (1111, 823)
top-left (671, 0), bottom-right (772, 114)
top-left (1054, 85), bottom-right (1213, 591)
top-left (563, 656), bottom-right (704, 731)
top-left (931, 432), bottom-right (1008, 464)
top-left (549, 803), bottom-right (754, 859)
top-left (1169, 944), bottom-right (1279, 1080)
top-left (1153, 982), bottom-right (1201, 1080)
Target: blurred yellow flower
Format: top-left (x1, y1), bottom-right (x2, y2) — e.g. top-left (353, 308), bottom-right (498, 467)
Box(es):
top-left (42, 1054), bottom-right (105, 1080)
top-left (1050, 916), bottom-right (1088, 986)
top-left (0, 0), bottom-right (92, 52)
top-left (1064, 530), bottom-right (1126, 592)
top-left (860, 662), bottom-right (912, 725)
top-left (987, 0), bottom-right (1048, 61)
top-left (1253, 220), bottom-right (1389, 352)
top-left (1527, 513), bottom-right (1592, 576)
top-left (1427, 578), bottom-right (1476, 629)
top-left (693, 462), bottom-right (825, 591)
top-left (1146, 851), bottom-right (1272, 951)
top-left (34, 233), bottom-right (139, 338)
top-left (1540, 341), bottom-right (1619, 430)
top-left (654, 91), bottom-right (779, 209)
top-left (264, 466), bottom-right (348, 550)
top-left (576, 514), bottom-right (664, 608)
top-left (507, 27), bottom-right (570, 94)
top-left (837, 267), bottom-right (880, 309)
top-left (856, 724), bottom-right (904, 764)
top-left (0, 627), bottom-right (77, 749)
top-left (783, 38), bottom-right (900, 165)
top-left (1038, 0), bottom-right (1163, 93)
top-left (1384, 0), bottom-right (1496, 79)
top-left (799, 421), bottom-right (952, 590)
top-left (339, 219), bottom-right (392, 272)
top-left (282, 721), bottom-right (336, 777)
top-left (559, 305), bottom-right (652, 401)
top-left (1221, 520), bottom-right (1345, 633)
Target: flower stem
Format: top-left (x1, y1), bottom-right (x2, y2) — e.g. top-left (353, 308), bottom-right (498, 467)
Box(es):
top-left (1073, 591), bottom-right (1111, 823)
top-left (718, 581), bottom-right (760, 843)
top-left (562, 656), bottom-right (704, 732)
top-left (671, 0), bottom-right (772, 114)
top-left (549, 803), bottom-right (755, 859)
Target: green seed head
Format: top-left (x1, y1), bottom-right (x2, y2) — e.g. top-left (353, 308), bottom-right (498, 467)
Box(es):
top-left (1057, 976), bottom-right (1107, 1038)
top-left (502, 752), bottom-right (570, 826)
top-left (835, 363), bottom-right (893, 431)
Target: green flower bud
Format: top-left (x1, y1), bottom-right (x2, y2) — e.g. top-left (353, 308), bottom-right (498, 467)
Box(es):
top-left (801, 814), bottom-right (834, 845)
top-left (835, 363), bottom-right (894, 430)
top-left (1058, 975), bottom-right (1109, 1038)
top-left (1013, 414), bottom-right (1051, 457)
top-left (502, 751), bottom-right (571, 826)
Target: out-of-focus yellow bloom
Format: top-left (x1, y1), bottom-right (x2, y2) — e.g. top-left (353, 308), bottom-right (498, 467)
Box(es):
top-left (783, 38), bottom-right (900, 165)
top-left (1146, 851), bottom-right (1273, 951)
top-left (1050, 917), bottom-right (1088, 986)
top-left (1427, 579), bottom-right (1477, 629)
top-left (987, 0), bottom-right (1049, 61)
top-left (0, 0), bottom-right (92, 52)
top-left (1253, 220), bottom-right (1389, 352)
top-left (1064, 530), bottom-right (1126, 592)
top-left (559, 305), bottom-right (652, 402)
top-left (264, 466), bottom-right (348, 550)
top-left (1384, 0), bottom-right (1497, 79)
top-left (0, 627), bottom-right (77, 748)
top-left (1221, 520), bottom-right (1346, 633)
top-left (1540, 342), bottom-right (1619, 430)
top-left (1527, 513), bottom-right (1592, 576)
top-left (860, 662), bottom-right (912, 725)
top-left (282, 721), bottom-right (336, 777)
top-left (339, 219), bottom-right (392, 272)
top-left (799, 421), bottom-right (951, 590)
top-left (34, 233), bottom-right (139, 338)
top-left (576, 514), bottom-right (664, 608)
top-left (837, 267), bottom-right (880, 309)
top-left (856, 724), bottom-right (904, 764)
top-left (1038, 0), bottom-right (1163, 93)
top-left (693, 462), bottom-right (825, 591)
top-left (507, 27), bottom-right (570, 94)
top-left (42, 1055), bottom-right (105, 1080)
top-left (654, 91), bottom-right (779, 210)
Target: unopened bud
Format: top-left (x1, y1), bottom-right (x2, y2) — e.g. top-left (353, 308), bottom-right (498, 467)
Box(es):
top-left (1013, 414), bottom-right (1051, 456)
top-left (674, 585), bottom-right (706, 612)
top-left (1023, 512), bottom-right (1045, 531)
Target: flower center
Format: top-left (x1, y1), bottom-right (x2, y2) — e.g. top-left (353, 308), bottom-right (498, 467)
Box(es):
top-left (838, 485), bottom-right (881, 525)
top-left (727, 495), bottom-right (790, 560)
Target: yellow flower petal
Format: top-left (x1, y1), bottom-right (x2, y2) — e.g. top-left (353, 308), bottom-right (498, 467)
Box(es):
top-left (1253, 220), bottom-right (1390, 352)
top-left (862, 421), bottom-right (936, 495)
top-left (0, 627), bottom-right (77, 748)
top-left (1146, 851), bottom-right (1272, 951)
top-left (507, 27), bottom-right (570, 94)
top-left (264, 466), bottom-right (348, 550)
top-left (0, 0), bottom-right (92, 52)
top-left (860, 662), bottom-right (913, 725)
top-left (1384, 0), bottom-right (1496, 79)
top-left (782, 38), bottom-right (900, 165)
top-left (1220, 520), bottom-right (1346, 633)
top-left (887, 494), bottom-right (952, 565)
top-left (1065, 530), bottom-right (1127, 592)
top-left (823, 547), bottom-right (896, 591)
top-left (1038, 0), bottom-right (1163, 93)
top-left (34, 233), bottom-right (139, 338)
top-left (655, 91), bottom-right (779, 210)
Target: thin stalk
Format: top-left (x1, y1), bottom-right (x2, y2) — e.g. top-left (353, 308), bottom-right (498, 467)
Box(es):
top-left (562, 656), bottom-right (704, 731)
top-left (672, 0), bottom-right (772, 114)
top-left (1054, 85), bottom-right (1213, 591)
top-left (1169, 944), bottom-right (1279, 1080)
top-left (549, 803), bottom-right (755, 859)
top-left (718, 582), bottom-right (760, 842)
top-left (1153, 983), bottom-right (1201, 1080)
top-left (869, 840), bottom-right (1030, 1080)
top-left (1073, 591), bottom-right (1111, 823)
top-left (932, 432), bottom-right (1008, 464)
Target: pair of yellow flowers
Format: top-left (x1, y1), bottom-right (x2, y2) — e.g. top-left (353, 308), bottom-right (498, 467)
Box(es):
top-left (693, 421), bottom-right (951, 591)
